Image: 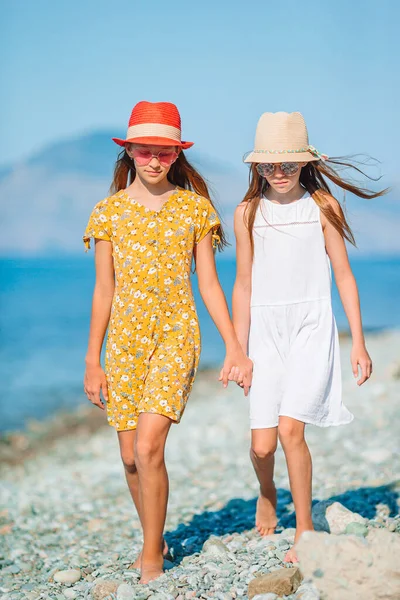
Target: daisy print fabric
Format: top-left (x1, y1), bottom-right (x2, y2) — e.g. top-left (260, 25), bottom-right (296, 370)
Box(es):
top-left (83, 187), bottom-right (221, 431)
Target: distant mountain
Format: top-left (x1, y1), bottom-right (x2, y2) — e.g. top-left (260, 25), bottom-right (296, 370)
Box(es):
top-left (0, 131), bottom-right (398, 256)
top-left (25, 130), bottom-right (121, 179)
top-left (0, 130), bottom-right (238, 182)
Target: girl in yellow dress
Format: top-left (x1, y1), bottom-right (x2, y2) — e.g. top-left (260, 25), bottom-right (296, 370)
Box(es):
top-left (82, 101), bottom-right (252, 584)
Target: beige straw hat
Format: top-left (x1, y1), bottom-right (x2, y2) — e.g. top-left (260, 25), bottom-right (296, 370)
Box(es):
top-left (244, 112), bottom-right (328, 164)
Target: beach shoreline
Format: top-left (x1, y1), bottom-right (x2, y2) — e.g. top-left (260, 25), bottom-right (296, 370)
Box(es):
top-left (0, 369), bottom-right (221, 467)
top-left (1, 330), bottom-right (399, 599)
top-left (1, 330), bottom-right (399, 468)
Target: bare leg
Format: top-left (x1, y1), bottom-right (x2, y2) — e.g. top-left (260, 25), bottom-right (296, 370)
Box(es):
top-left (118, 430), bottom-right (141, 517)
top-left (278, 416), bottom-right (314, 562)
top-left (117, 430), bottom-right (168, 569)
top-left (134, 413), bottom-right (172, 584)
top-left (250, 428), bottom-right (279, 536)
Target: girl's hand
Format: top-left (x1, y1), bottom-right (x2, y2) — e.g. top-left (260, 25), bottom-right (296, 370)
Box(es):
top-left (351, 344), bottom-right (372, 386)
top-left (83, 363), bottom-right (108, 410)
top-left (219, 349), bottom-right (253, 396)
top-left (219, 366), bottom-right (245, 387)
top-left (226, 366), bottom-right (247, 390)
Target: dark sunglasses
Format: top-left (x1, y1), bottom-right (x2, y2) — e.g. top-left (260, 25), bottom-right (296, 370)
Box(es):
top-left (256, 162), bottom-right (301, 178)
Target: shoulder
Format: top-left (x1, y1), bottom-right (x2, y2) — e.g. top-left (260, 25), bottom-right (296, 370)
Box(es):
top-left (177, 188), bottom-right (217, 220)
top-left (234, 201), bottom-right (251, 236)
top-left (235, 201), bottom-right (248, 218)
top-left (90, 191), bottom-right (125, 215)
top-left (235, 199), bottom-right (254, 224)
top-left (234, 202), bottom-right (247, 225)
top-left (312, 189), bottom-right (344, 231)
top-left (177, 188), bottom-right (210, 209)
top-left (313, 189), bottom-right (342, 214)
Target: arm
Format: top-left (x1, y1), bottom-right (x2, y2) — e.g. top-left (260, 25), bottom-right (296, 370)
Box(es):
top-left (321, 196), bottom-right (372, 385)
top-left (83, 239), bottom-right (115, 409)
top-left (194, 231), bottom-right (253, 395)
top-left (232, 203), bottom-right (252, 353)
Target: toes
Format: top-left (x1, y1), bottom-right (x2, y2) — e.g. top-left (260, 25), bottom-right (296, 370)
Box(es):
top-left (284, 549), bottom-right (292, 562)
top-left (256, 523), bottom-right (276, 537)
top-left (284, 549), bottom-right (299, 564)
top-left (284, 553), bottom-right (291, 563)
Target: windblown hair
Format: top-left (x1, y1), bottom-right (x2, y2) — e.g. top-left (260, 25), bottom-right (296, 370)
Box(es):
top-left (110, 149), bottom-right (227, 250)
top-left (242, 157), bottom-right (389, 254)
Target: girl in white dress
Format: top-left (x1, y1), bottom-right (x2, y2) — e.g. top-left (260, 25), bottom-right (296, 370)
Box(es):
top-left (231, 112), bottom-right (387, 562)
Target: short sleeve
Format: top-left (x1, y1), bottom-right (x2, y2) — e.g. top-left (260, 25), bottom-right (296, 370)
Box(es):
top-left (82, 200), bottom-right (112, 252)
top-left (195, 197), bottom-right (221, 250)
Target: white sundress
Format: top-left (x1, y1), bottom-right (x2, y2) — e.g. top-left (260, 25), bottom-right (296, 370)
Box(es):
top-left (248, 189), bottom-right (354, 429)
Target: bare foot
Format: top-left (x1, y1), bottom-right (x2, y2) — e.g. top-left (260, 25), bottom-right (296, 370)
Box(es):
top-left (284, 546), bottom-right (299, 563)
top-left (139, 560), bottom-right (164, 584)
top-left (129, 538), bottom-right (168, 570)
top-left (256, 486), bottom-right (277, 536)
top-left (284, 525), bottom-right (314, 563)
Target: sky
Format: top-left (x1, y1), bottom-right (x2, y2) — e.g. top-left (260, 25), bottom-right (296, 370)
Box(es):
top-left (1, 0), bottom-right (399, 183)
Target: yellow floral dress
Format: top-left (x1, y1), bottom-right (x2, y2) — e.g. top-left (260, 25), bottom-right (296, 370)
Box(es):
top-left (83, 187), bottom-right (221, 431)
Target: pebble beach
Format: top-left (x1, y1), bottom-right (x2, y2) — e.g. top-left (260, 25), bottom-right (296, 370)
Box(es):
top-left (1, 331), bottom-right (399, 600)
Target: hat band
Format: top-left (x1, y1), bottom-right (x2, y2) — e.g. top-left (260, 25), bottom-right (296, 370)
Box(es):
top-left (252, 145), bottom-right (328, 160)
top-left (126, 123), bottom-right (181, 142)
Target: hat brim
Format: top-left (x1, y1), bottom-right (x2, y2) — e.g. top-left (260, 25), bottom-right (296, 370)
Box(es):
top-left (244, 151), bottom-right (319, 164)
top-left (112, 136), bottom-right (194, 150)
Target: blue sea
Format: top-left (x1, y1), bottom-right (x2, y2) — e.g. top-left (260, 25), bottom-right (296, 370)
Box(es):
top-left (1, 256), bottom-right (399, 433)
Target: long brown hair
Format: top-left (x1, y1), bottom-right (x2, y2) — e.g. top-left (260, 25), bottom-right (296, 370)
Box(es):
top-left (242, 157), bottom-right (388, 254)
top-left (110, 149), bottom-right (227, 250)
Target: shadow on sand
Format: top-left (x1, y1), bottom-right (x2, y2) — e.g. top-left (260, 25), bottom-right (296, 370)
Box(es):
top-left (165, 482), bottom-right (399, 563)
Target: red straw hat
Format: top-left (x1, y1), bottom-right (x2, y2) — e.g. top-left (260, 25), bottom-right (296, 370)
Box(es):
top-left (112, 101), bottom-right (194, 149)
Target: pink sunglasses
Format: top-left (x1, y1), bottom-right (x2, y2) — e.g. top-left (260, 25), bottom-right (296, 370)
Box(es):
top-left (131, 148), bottom-right (179, 167)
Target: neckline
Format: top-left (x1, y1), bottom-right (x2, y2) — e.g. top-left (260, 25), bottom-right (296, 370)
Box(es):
top-left (263, 189), bottom-right (309, 207)
top-left (120, 187), bottom-right (180, 214)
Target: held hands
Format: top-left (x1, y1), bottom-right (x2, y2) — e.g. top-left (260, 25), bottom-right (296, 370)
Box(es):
top-left (83, 363), bottom-right (108, 410)
top-left (351, 343), bottom-right (372, 386)
top-left (218, 347), bottom-right (253, 396)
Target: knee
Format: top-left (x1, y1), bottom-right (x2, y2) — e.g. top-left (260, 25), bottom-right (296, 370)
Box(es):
top-left (251, 441), bottom-right (277, 462)
top-left (135, 439), bottom-right (164, 469)
top-left (120, 451), bottom-right (137, 474)
top-left (278, 420), bottom-right (304, 448)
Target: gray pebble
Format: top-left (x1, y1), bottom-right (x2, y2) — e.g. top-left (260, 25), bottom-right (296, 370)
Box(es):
top-left (1, 336), bottom-right (399, 600)
top-left (202, 537), bottom-right (229, 557)
top-left (53, 570), bottom-right (81, 585)
top-left (116, 583), bottom-right (136, 600)
top-left (274, 549), bottom-right (287, 562)
top-left (345, 522), bottom-right (368, 537)
top-left (62, 590), bottom-right (77, 599)
top-left (295, 582), bottom-right (321, 599)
